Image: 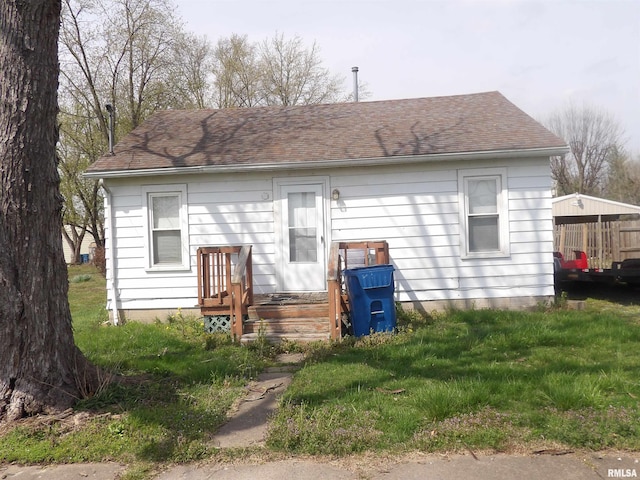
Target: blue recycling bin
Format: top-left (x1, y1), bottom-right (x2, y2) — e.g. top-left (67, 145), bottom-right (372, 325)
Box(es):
top-left (343, 264), bottom-right (396, 337)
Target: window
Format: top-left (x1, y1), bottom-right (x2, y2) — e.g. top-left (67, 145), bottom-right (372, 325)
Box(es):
top-left (287, 191), bottom-right (318, 262)
top-left (143, 185), bottom-right (189, 270)
top-left (459, 169), bottom-right (509, 258)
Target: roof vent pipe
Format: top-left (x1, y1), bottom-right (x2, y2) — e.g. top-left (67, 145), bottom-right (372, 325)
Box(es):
top-left (352, 66), bottom-right (359, 102)
top-left (105, 104), bottom-right (115, 155)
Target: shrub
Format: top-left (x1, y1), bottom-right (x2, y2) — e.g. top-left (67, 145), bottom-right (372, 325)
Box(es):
top-left (70, 274), bottom-right (92, 283)
top-left (92, 246), bottom-right (106, 277)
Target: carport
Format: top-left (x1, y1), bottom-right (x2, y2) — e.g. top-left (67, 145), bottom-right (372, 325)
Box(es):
top-left (553, 193), bottom-right (640, 268)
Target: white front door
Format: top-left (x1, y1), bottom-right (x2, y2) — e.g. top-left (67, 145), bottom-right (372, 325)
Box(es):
top-left (276, 181), bottom-right (327, 292)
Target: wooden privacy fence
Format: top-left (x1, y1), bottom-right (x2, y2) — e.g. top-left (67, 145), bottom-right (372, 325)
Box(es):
top-left (554, 219), bottom-right (640, 268)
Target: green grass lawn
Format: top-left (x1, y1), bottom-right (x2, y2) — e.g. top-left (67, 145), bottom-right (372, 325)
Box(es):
top-left (1, 265), bottom-right (269, 479)
top-left (1, 265), bottom-right (639, 478)
top-left (267, 299), bottom-right (640, 454)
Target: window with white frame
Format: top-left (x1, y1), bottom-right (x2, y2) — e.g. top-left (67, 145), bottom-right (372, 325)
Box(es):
top-left (459, 169), bottom-right (509, 258)
top-left (143, 185), bottom-right (189, 270)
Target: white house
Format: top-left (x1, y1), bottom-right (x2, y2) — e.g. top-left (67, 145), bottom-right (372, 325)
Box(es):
top-left (85, 91), bottom-right (568, 336)
top-left (62, 225), bottom-right (94, 264)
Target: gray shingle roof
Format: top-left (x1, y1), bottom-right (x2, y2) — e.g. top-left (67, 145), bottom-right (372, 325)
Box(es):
top-left (86, 91), bottom-right (567, 175)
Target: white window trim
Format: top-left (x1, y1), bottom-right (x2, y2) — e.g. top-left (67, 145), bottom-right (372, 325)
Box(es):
top-left (142, 184), bottom-right (190, 271)
top-left (458, 168), bottom-right (510, 259)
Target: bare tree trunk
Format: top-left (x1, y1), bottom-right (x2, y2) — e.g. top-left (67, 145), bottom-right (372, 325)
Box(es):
top-left (0, 0), bottom-right (99, 423)
top-left (72, 225), bottom-right (87, 264)
top-left (62, 225), bottom-right (87, 264)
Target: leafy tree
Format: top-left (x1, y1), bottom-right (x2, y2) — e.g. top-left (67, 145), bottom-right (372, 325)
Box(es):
top-left (212, 34), bottom-right (262, 108)
top-left (58, 5), bottom-right (358, 261)
top-left (545, 103), bottom-right (625, 196)
top-left (212, 32), bottom-right (349, 108)
top-left (606, 149), bottom-right (640, 205)
top-left (259, 33), bottom-right (345, 106)
top-left (58, 0), bottom-right (207, 259)
top-left (58, 103), bottom-right (105, 260)
top-left (169, 32), bottom-right (214, 109)
top-left (0, 0), bottom-right (100, 422)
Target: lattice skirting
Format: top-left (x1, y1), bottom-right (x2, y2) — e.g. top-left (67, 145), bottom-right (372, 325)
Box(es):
top-left (204, 315), bottom-right (231, 333)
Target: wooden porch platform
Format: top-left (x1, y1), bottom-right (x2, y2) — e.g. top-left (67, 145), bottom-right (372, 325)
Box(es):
top-left (252, 293), bottom-right (328, 305)
top-left (197, 241), bottom-right (389, 343)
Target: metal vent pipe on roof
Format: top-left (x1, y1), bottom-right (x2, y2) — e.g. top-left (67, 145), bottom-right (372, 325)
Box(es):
top-left (352, 66), bottom-right (359, 102)
top-left (105, 103), bottom-right (115, 155)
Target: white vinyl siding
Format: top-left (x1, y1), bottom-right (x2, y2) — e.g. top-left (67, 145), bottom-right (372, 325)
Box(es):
top-left (188, 175), bottom-right (276, 294)
top-left (330, 160), bottom-right (553, 303)
top-left (103, 157), bottom-right (555, 316)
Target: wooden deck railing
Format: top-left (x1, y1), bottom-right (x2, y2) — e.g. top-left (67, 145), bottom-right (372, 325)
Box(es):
top-left (327, 241), bottom-right (389, 340)
top-left (198, 242), bottom-right (388, 341)
top-left (197, 245), bottom-right (252, 339)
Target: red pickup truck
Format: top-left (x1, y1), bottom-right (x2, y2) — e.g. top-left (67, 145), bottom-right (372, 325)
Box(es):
top-left (554, 250), bottom-right (640, 288)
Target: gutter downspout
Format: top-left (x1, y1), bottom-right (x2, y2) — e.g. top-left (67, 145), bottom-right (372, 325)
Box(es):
top-left (99, 179), bottom-right (120, 325)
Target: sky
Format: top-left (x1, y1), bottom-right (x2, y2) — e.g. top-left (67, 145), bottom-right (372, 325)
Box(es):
top-left (177, 0), bottom-right (640, 154)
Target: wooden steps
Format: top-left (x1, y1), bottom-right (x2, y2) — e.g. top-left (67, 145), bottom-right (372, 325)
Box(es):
top-left (241, 302), bottom-right (330, 343)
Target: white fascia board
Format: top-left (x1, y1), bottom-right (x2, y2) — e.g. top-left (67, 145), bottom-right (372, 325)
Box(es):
top-left (84, 145), bottom-right (570, 179)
